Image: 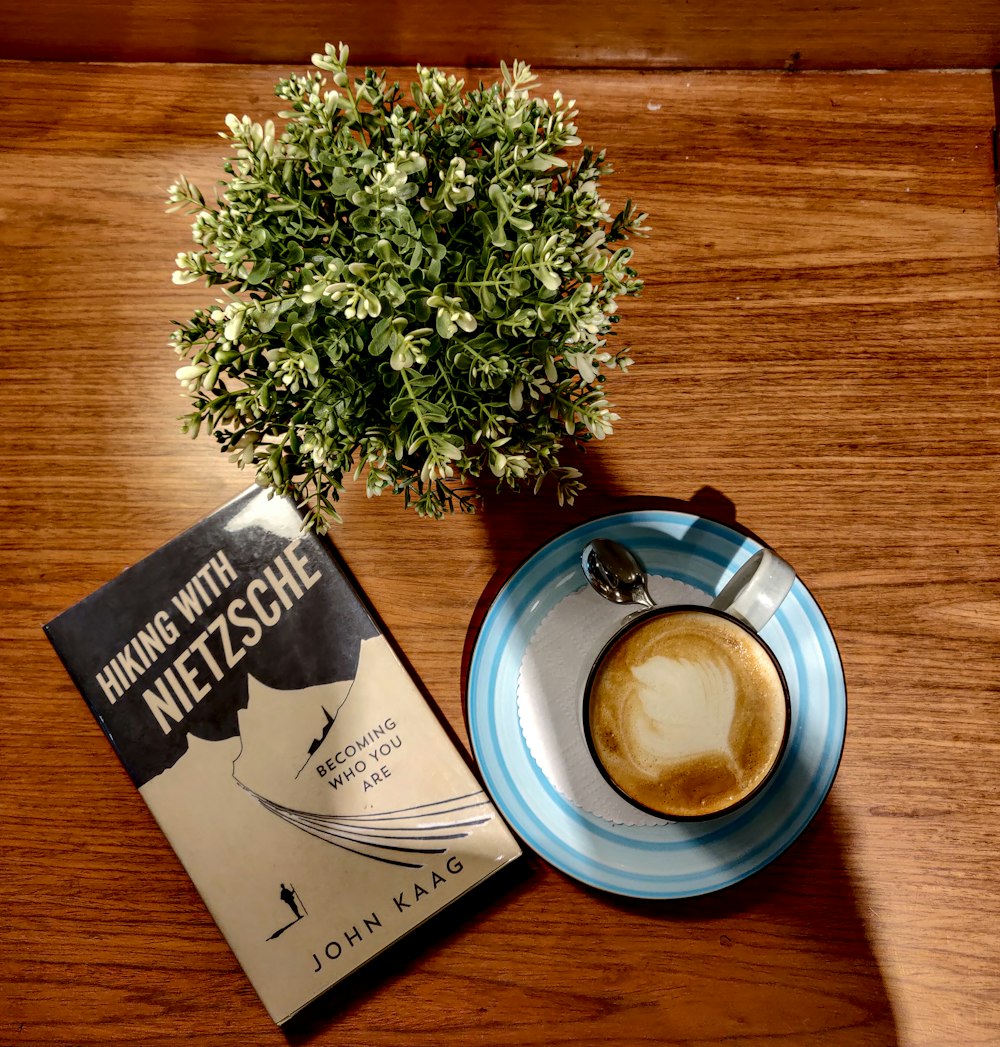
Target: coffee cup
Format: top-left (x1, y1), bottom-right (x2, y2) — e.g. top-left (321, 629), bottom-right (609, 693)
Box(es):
top-left (583, 548), bottom-right (794, 821)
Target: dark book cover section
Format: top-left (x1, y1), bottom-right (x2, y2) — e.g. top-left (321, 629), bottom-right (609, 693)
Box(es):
top-left (45, 487), bottom-right (377, 787)
top-left (44, 487), bottom-right (521, 1024)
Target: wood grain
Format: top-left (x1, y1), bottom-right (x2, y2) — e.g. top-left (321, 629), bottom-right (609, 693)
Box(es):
top-left (2, 1), bottom-right (1000, 68)
top-left (2, 61), bottom-right (999, 1046)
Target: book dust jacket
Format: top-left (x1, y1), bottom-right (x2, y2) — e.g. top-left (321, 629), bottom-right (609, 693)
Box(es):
top-left (44, 487), bottom-right (521, 1024)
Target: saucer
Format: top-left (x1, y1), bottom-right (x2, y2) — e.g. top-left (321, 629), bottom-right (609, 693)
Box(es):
top-left (466, 511), bottom-right (847, 898)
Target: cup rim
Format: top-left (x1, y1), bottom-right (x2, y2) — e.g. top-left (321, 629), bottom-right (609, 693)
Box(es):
top-left (582, 604), bottom-right (792, 823)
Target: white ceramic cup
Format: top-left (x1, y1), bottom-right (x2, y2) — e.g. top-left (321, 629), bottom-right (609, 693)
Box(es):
top-left (583, 548), bottom-right (796, 821)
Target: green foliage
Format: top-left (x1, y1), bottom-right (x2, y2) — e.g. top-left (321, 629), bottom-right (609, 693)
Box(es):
top-left (168, 44), bottom-right (647, 530)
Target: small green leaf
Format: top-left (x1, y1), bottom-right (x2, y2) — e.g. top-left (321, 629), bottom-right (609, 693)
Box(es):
top-left (246, 258), bottom-right (271, 285)
top-left (224, 309), bottom-right (245, 341)
top-left (290, 323), bottom-right (312, 348)
top-left (374, 238), bottom-right (397, 263)
top-left (488, 183), bottom-right (510, 215)
top-left (368, 316), bottom-right (393, 355)
top-left (384, 278), bottom-right (406, 306)
top-left (350, 210), bottom-right (377, 233)
top-left (331, 175), bottom-right (359, 197)
top-left (436, 310), bottom-right (457, 339)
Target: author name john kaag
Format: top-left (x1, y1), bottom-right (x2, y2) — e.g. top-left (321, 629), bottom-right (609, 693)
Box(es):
top-left (311, 854), bottom-right (467, 973)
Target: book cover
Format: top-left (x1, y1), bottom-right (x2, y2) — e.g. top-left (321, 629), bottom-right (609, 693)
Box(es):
top-left (43, 487), bottom-right (521, 1024)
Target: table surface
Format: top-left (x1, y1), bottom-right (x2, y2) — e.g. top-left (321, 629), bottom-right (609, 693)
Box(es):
top-left (2, 61), bottom-right (999, 1046)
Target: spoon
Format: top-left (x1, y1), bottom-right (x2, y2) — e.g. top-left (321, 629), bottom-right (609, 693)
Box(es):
top-left (581, 539), bottom-right (656, 611)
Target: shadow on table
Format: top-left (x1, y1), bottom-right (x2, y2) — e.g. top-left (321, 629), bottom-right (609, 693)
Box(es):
top-left (282, 806), bottom-right (897, 1044)
top-left (475, 440), bottom-right (748, 579)
top-left (452, 448), bottom-right (898, 1042)
top-left (584, 799), bottom-right (900, 1043)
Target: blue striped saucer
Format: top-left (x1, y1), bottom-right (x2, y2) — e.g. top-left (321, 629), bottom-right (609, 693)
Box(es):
top-left (466, 511), bottom-right (847, 899)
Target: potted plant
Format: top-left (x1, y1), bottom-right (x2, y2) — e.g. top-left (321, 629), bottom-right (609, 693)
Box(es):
top-left (168, 43), bottom-right (646, 530)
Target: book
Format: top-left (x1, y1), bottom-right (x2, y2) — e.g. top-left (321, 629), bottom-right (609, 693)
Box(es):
top-left (43, 486), bottom-right (521, 1024)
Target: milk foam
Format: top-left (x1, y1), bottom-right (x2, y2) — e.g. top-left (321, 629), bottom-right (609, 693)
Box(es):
top-left (628, 656), bottom-right (737, 766)
top-left (587, 610), bottom-right (788, 818)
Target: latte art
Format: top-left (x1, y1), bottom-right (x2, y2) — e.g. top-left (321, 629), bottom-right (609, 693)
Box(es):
top-left (586, 609), bottom-right (788, 819)
top-left (629, 655), bottom-right (737, 764)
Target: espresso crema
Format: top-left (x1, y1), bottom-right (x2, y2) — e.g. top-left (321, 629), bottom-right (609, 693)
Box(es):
top-left (586, 609), bottom-right (788, 819)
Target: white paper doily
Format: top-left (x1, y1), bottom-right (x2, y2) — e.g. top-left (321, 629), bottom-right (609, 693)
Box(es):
top-left (516, 575), bottom-right (710, 826)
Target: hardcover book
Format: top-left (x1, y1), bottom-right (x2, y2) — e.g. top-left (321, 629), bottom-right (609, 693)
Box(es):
top-left (43, 487), bottom-right (521, 1024)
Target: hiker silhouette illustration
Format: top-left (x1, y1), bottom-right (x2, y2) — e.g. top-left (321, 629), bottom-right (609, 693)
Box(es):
top-left (280, 883), bottom-right (301, 919)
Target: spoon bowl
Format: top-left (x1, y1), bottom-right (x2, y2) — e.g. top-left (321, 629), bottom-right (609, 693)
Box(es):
top-left (581, 539), bottom-right (656, 610)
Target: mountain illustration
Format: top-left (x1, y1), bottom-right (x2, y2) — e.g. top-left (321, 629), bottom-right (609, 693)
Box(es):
top-left (306, 706), bottom-right (335, 760)
top-left (229, 637), bottom-right (496, 868)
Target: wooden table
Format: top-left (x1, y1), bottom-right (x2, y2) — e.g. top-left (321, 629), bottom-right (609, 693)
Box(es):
top-left (2, 60), bottom-right (998, 1046)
